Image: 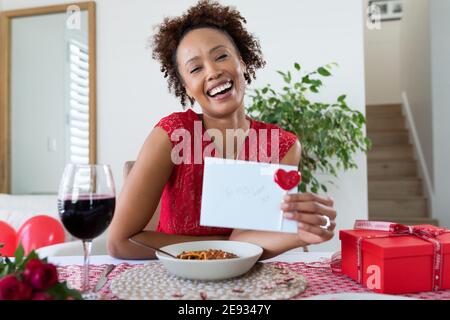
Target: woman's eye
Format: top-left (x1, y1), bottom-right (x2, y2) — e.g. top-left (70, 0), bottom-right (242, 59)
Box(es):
top-left (217, 54), bottom-right (228, 60)
top-left (190, 67), bottom-right (201, 74)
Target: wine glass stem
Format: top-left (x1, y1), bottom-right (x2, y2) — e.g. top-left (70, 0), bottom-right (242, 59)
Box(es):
top-left (82, 240), bottom-right (92, 292)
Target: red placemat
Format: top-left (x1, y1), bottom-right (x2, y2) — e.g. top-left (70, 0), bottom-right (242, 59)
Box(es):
top-left (57, 262), bottom-right (450, 300)
top-left (57, 263), bottom-right (133, 300)
top-left (280, 261), bottom-right (450, 300)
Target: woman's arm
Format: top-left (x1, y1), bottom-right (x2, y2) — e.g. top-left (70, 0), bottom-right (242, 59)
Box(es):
top-left (107, 128), bottom-right (227, 260)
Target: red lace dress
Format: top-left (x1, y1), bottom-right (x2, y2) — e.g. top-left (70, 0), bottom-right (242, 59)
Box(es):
top-left (154, 108), bottom-right (298, 236)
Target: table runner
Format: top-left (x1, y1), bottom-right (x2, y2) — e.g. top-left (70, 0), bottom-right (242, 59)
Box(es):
top-left (57, 262), bottom-right (450, 300)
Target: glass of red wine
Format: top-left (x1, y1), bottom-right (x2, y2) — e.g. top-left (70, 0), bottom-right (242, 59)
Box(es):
top-left (57, 164), bottom-right (115, 298)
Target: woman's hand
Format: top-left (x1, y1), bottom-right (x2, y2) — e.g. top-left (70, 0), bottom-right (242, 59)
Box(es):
top-left (280, 192), bottom-right (337, 245)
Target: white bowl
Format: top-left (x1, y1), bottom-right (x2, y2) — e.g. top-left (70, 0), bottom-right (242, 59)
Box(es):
top-left (155, 240), bottom-right (263, 281)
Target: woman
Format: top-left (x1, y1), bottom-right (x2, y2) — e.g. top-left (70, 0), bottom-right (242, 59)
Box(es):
top-left (107, 0), bottom-right (336, 260)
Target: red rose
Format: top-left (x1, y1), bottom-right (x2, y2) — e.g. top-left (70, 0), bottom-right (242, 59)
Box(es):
top-left (24, 259), bottom-right (58, 290)
top-left (32, 292), bottom-right (54, 300)
top-left (23, 259), bottom-right (44, 281)
top-left (0, 275), bottom-right (32, 300)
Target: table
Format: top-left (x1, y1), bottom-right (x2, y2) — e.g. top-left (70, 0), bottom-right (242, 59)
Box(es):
top-left (48, 250), bottom-right (333, 266)
top-left (48, 252), bottom-right (450, 300)
top-left (51, 249), bottom-right (340, 299)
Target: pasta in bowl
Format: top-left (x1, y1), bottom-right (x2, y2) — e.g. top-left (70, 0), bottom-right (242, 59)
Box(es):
top-left (155, 240), bottom-right (263, 280)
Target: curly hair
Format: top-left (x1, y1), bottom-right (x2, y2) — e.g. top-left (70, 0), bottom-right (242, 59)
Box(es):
top-left (151, 0), bottom-right (266, 107)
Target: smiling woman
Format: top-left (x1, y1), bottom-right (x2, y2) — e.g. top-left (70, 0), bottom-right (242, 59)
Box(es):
top-left (151, 0), bottom-right (265, 108)
top-left (176, 28), bottom-right (249, 120)
top-left (107, 0), bottom-right (337, 261)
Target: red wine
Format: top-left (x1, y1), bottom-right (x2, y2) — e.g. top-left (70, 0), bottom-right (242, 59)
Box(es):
top-left (58, 196), bottom-right (115, 240)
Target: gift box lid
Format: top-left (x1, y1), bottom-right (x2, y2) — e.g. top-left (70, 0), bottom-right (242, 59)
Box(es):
top-left (339, 225), bottom-right (450, 259)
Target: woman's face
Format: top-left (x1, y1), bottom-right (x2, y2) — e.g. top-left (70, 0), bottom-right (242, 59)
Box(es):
top-left (176, 28), bottom-right (247, 118)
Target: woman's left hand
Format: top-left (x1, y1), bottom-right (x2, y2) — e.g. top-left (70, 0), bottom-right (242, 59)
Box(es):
top-left (280, 192), bottom-right (337, 245)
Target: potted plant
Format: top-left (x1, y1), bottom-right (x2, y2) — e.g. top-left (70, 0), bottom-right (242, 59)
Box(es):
top-left (247, 63), bottom-right (371, 193)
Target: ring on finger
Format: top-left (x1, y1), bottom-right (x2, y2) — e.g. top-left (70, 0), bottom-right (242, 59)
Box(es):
top-left (320, 215), bottom-right (331, 230)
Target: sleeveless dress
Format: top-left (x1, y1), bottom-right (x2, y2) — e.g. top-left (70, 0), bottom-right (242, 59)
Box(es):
top-left (154, 108), bottom-right (298, 236)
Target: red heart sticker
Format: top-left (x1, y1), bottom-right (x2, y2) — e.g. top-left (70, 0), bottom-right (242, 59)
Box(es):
top-left (274, 169), bottom-right (301, 190)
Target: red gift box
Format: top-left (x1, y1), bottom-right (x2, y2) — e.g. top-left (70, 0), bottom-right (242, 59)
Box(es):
top-left (339, 220), bottom-right (450, 294)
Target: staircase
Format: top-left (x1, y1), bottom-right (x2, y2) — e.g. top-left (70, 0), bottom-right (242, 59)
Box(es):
top-left (366, 104), bottom-right (438, 226)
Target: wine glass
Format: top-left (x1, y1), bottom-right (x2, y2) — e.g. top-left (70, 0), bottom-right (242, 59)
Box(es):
top-left (57, 164), bottom-right (116, 298)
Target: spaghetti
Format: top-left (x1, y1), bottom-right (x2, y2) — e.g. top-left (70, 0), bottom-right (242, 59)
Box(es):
top-left (177, 249), bottom-right (238, 260)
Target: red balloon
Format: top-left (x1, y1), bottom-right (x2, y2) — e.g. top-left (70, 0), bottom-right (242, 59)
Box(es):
top-left (17, 215), bottom-right (65, 254)
top-left (0, 221), bottom-right (18, 257)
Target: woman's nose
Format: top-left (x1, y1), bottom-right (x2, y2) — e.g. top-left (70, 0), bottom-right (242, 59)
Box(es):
top-left (205, 63), bottom-right (223, 81)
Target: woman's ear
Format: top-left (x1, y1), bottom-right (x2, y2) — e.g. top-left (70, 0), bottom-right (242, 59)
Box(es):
top-left (240, 59), bottom-right (247, 73)
top-left (240, 59), bottom-right (249, 81)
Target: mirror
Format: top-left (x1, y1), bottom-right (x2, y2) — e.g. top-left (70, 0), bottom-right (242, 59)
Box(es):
top-left (0, 2), bottom-right (96, 194)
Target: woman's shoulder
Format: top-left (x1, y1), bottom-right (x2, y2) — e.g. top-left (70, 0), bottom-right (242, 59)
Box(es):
top-left (154, 108), bottom-right (199, 133)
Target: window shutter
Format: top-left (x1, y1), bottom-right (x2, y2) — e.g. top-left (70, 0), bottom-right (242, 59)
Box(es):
top-left (68, 40), bottom-right (89, 164)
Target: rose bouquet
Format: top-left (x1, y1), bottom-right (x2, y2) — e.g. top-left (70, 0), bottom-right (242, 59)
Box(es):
top-left (0, 243), bottom-right (82, 300)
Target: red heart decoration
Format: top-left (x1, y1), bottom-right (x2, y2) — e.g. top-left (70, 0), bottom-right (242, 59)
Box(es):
top-left (274, 169), bottom-right (301, 190)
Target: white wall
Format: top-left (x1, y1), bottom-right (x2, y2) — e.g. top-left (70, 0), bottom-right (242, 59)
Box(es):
top-left (3, 0), bottom-right (368, 252)
top-left (430, 0), bottom-right (450, 229)
top-left (399, 0), bottom-right (433, 186)
top-left (364, 0), bottom-right (402, 105)
top-left (11, 13), bottom-right (66, 194)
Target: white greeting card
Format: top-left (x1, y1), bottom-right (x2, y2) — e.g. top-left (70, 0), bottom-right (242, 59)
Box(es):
top-left (200, 157), bottom-right (298, 233)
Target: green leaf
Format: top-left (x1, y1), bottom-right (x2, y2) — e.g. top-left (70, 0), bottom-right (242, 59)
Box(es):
top-left (277, 70), bottom-right (286, 78)
top-left (302, 75), bottom-right (312, 84)
top-left (338, 94), bottom-right (346, 103)
top-left (299, 183), bottom-right (307, 193)
top-left (318, 67), bottom-right (331, 77)
top-left (15, 243), bottom-right (25, 266)
top-left (311, 80), bottom-right (323, 87)
top-left (0, 265), bottom-right (10, 277)
top-left (46, 282), bottom-right (66, 298)
top-left (294, 63), bottom-right (301, 71)
top-left (62, 283), bottom-right (83, 300)
top-left (268, 97), bottom-right (278, 105)
top-left (310, 86), bottom-right (318, 93)
top-left (45, 282), bottom-right (82, 300)
top-left (280, 71), bottom-right (292, 84)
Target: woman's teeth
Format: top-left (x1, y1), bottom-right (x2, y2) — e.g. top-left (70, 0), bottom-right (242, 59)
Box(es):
top-left (208, 81), bottom-right (232, 97)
